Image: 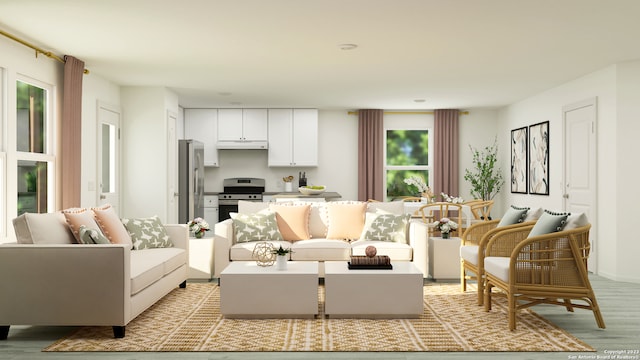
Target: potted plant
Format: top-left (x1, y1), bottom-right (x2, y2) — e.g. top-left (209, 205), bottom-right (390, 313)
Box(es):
top-left (463, 138), bottom-right (505, 201)
top-left (271, 245), bottom-right (293, 270)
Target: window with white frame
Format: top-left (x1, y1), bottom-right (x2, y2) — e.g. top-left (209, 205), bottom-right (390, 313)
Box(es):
top-left (384, 128), bottom-right (432, 200)
top-left (16, 78), bottom-right (54, 215)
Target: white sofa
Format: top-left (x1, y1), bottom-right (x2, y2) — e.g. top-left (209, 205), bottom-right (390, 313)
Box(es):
top-left (0, 211), bottom-right (189, 339)
top-left (213, 200), bottom-right (430, 278)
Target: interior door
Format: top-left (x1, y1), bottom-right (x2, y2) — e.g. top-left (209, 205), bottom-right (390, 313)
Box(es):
top-left (167, 111), bottom-right (178, 223)
top-left (563, 98), bottom-right (597, 272)
top-left (97, 102), bottom-right (121, 212)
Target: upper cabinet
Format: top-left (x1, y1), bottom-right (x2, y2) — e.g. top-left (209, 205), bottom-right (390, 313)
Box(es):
top-left (268, 109), bottom-right (318, 167)
top-left (184, 109), bottom-right (219, 167)
top-left (218, 108), bottom-right (268, 144)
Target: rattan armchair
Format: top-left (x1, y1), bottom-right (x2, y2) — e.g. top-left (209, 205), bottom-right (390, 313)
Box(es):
top-left (469, 200), bottom-right (494, 221)
top-left (483, 223), bottom-right (605, 330)
top-left (459, 219), bottom-right (535, 305)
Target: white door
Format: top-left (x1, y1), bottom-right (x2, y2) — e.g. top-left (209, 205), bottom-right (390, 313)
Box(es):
top-left (563, 98), bottom-right (597, 272)
top-left (97, 102), bottom-right (121, 212)
top-left (167, 111), bottom-right (178, 223)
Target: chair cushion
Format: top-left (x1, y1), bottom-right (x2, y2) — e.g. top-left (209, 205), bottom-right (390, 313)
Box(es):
top-left (12, 212), bottom-right (76, 244)
top-left (290, 239), bottom-right (351, 261)
top-left (460, 245), bottom-right (479, 265)
top-left (359, 212), bottom-right (410, 243)
top-left (269, 204), bottom-right (311, 241)
top-left (484, 256), bottom-right (510, 282)
top-left (231, 209), bottom-right (283, 242)
top-left (129, 247), bottom-right (186, 295)
top-left (230, 240), bottom-right (292, 261)
top-left (351, 240), bottom-right (413, 261)
top-left (528, 210), bottom-right (569, 237)
top-left (497, 205), bottom-right (529, 227)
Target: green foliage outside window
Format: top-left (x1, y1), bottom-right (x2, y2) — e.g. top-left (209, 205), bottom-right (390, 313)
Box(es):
top-left (386, 130), bottom-right (429, 199)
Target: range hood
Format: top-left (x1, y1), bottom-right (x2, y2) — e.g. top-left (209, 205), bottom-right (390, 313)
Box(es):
top-left (216, 141), bottom-right (268, 150)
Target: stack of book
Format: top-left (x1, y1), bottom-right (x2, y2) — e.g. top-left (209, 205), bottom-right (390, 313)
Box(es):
top-left (348, 255), bottom-right (392, 269)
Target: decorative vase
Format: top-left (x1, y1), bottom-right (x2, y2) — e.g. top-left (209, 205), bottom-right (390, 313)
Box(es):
top-left (285, 182), bottom-right (293, 192)
top-left (276, 255), bottom-right (288, 270)
top-left (195, 231), bottom-right (204, 239)
top-left (441, 232), bottom-right (450, 239)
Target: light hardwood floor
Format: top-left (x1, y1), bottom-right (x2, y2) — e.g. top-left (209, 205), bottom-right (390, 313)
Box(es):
top-left (2, 274), bottom-right (639, 360)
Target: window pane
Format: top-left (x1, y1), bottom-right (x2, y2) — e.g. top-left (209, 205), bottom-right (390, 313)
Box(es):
top-left (386, 130), bottom-right (428, 166)
top-left (16, 81), bottom-right (47, 153)
top-left (17, 160), bottom-right (48, 215)
top-left (386, 170), bottom-right (429, 199)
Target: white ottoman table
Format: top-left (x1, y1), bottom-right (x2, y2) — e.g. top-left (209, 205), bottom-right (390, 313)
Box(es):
top-left (220, 261), bottom-right (319, 318)
top-left (324, 261), bottom-right (423, 318)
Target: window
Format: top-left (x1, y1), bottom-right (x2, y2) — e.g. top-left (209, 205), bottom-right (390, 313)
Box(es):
top-left (385, 129), bottom-right (432, 200)
top-left (16, 79), bottom-right (54, 215)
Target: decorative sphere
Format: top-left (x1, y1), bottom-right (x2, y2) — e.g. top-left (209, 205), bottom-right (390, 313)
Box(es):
top-left (365, 245), bottom-right (377, 257)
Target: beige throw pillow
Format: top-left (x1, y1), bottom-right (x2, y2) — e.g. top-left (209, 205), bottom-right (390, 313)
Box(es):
top-left (270, 204), bottom-right (311, 241)
top-left (92, 205), bottom-right (133, 247)
top-left (62, 208), bottom-right (101, 244)
top-left (326, 202), bottom-right (367, 240)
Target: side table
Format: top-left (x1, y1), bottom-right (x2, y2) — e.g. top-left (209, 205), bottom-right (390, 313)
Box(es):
top-left (428, 236), bottom-right (461, 280)
top-left (188, 236), bottom-right (215, 280)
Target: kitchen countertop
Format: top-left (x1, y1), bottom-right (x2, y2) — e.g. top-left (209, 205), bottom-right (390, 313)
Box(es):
top-left (268, 191), bottom-right (342, 199)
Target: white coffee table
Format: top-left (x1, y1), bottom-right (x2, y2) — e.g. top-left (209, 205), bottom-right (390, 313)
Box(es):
top-left (220, 261), bottom-right (319, 318)
top-left (324, 261), bottom-right (423, 318)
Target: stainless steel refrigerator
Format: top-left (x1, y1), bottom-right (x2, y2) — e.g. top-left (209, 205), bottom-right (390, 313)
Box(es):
top-left (178, 139), bottom-right (205, 224)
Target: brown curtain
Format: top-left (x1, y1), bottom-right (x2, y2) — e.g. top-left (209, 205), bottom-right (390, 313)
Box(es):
top-left (433, 109), bottom-right (459, 199)
top-left (61, 55), bottom-right (85, 209)
top-left (357, 109), bottom-right (384, 201)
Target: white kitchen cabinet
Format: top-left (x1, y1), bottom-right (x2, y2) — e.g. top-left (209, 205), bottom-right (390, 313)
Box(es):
top-left (184, 108), bottom-right (219, 167)
top-left (218, 108), bottom-right (268, 142)
top-left (268, 109), bottom-right (318, 167)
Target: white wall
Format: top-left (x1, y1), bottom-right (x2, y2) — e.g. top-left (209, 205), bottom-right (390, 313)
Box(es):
top-left (497, 63), bottom-right (640, 283)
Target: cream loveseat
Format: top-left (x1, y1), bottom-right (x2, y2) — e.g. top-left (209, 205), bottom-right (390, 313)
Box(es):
top-left (0, 207), bottom-right (188, 339)
top-left (214, 200), bottom-right (430, 278)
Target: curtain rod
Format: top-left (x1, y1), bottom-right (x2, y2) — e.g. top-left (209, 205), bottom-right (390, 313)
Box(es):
top-left (0, 29), bottom-right (89, 74)
top-left (348, 110), bottom-right (469, 116)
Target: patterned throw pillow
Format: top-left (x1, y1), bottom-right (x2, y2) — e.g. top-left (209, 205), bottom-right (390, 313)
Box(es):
top-left (78, 225), bottom-right (111, 244)
top-left (359, 212), bottom-right (410, 243)
top-left (497, 205), bottom-right (530, 227)
top-left (231, 209), bottom-right (283, 243)
top-left (528, 210), bottom-right (570, 237)
top-left (122, 216), bottom-right (173, 250)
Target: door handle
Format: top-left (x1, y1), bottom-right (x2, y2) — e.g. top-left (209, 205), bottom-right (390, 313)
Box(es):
top-left (100, 194), bottom-right (106, 200)
top-left (562, 194), bottom-right (569, 199)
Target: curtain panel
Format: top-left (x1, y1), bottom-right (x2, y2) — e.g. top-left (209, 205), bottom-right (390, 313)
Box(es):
top-left (433, 109), bottom-right (459, 199)
top-left (61, 55), bottom-right (85, 209)
top-left (357, 109), bottom-right (384, 201)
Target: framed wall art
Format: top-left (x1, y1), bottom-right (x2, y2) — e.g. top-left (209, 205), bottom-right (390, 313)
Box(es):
top-left (528, 121), bottom-right (549, 195)
top-left (510, 126), bottom-right (528, 193)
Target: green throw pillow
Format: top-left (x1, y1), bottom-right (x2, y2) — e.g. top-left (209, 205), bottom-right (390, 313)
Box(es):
top-left (497, 205), bottom-right (530, 227)
top-left (359, 212), bottom-right (410, 243)
top-left (528, 210), bottom-right (570, 237)
top-left (231, 209), bottom-right (283, 243)
top-left (78, 225), bottom-right (110, 244)
top-left (122, 216), bottom-right (173, 250)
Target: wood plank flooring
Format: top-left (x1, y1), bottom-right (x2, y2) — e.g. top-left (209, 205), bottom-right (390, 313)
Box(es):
top-left (2, 274), bottom-right (639, 360)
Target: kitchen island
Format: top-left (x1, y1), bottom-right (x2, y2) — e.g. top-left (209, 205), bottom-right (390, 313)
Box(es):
top-left (266, 191), bottom-right (342, 202)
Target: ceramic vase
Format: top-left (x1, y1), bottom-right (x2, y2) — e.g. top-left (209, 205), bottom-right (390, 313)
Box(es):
top-left (276, 255), bottom-right (288, 270)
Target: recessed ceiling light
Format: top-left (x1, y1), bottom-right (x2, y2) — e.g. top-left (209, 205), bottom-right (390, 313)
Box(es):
top-left (338, 44), bottom-right (358, 50)
top-left (414, 99), bottom-right (426, 103)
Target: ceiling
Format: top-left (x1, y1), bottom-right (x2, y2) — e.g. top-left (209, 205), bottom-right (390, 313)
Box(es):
top-left (2, 0), bottom-right (640, 110)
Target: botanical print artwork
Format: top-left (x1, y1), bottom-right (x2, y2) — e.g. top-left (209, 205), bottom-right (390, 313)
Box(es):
top-left (529, 121), bottom-right (549, 195)
top-left (511, 127), bottom-right (528, 193)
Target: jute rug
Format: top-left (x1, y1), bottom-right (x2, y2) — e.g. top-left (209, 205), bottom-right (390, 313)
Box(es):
top-left (44, 283), bottom-right (593, 352)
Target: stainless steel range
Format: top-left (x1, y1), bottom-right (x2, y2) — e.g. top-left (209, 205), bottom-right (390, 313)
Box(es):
top-left (218, 178), bottom-right (265, 221)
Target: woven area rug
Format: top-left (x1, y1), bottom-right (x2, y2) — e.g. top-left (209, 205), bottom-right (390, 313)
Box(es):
top-left (44, 283), bottom-right (593, 352)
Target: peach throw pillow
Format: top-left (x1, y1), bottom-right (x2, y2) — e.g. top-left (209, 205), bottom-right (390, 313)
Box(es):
top-left (326, 202), bottom-right (367, 240)
top-left (62, 208), bottom-right (100, 243)
top-left (92, 205), bottom-right (133, 247)
top-left (270, 204), bottom-right (311, 241)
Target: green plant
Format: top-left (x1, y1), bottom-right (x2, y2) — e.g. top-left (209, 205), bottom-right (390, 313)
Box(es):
top-left (272, 245), bottom-right (293, 256)
top-left (463, 138), bottom-right (504, 200)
